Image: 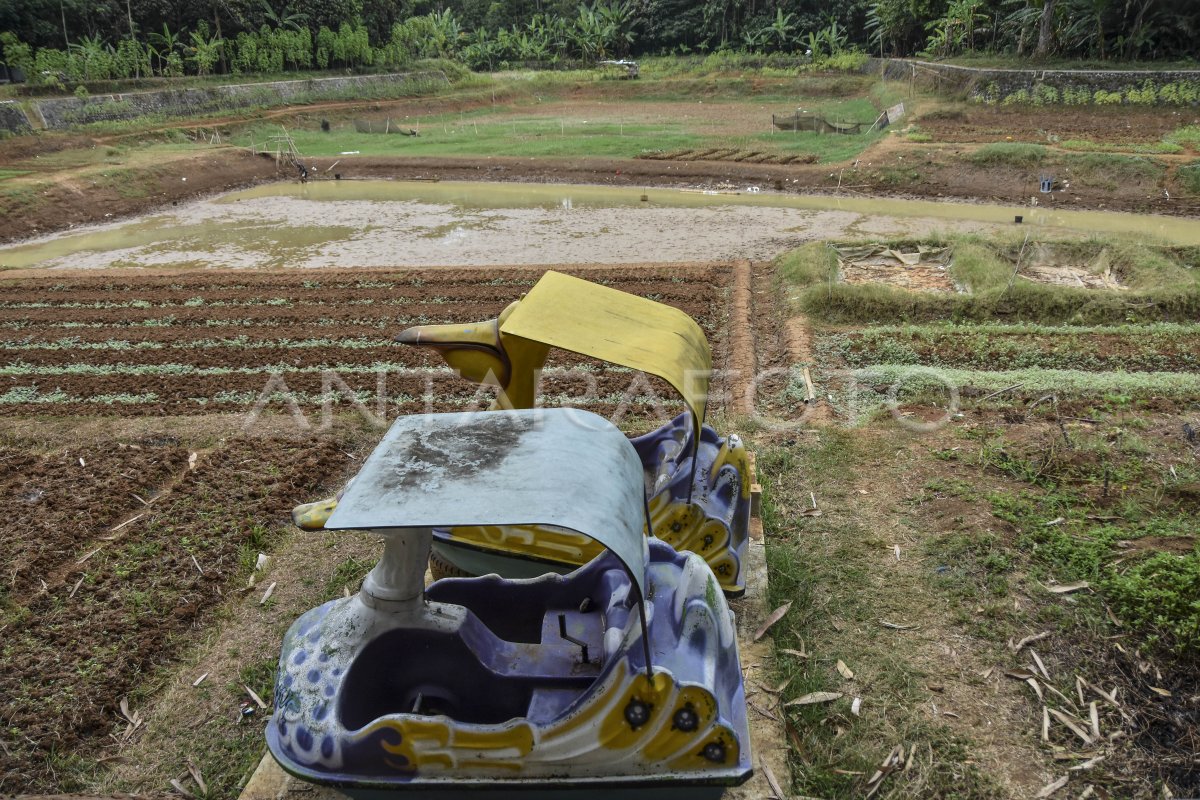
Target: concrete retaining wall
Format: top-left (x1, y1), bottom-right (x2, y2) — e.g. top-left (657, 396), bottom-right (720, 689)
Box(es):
top-left (0, 101), bottom-right (31, 134)
top-left (868, 58), bottom-right (1200, 105)
top-left (0, 70), bottom-right (447, 134)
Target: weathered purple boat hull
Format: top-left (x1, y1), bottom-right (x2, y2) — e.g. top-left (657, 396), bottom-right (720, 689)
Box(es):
top-left (267, 540), bottom-right (751, 794)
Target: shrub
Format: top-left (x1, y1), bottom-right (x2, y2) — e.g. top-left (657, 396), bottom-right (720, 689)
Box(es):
top-left (1000, 88), bottom-right (1029, 106)
top-left (1104, 548), bottom-right (1200, 654)
top-left (1062, 87), bottom-right (1091, 105)
top-left (1031, 84), bottom-right (1058, 106)
top-left (1125, 79), bottom-right (1157, 105)
top-left (1065, 153), bottom-right (1164, 185)
top-left (1167, 126), bottom-right (1200, 150)
top-left (814, 50), bottom-right (868, 72)
top-left (0, 32), bottom-right (33, 74)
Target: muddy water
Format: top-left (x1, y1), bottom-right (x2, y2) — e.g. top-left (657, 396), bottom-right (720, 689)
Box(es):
top-left (1, 180), bottom-right (1197, 270)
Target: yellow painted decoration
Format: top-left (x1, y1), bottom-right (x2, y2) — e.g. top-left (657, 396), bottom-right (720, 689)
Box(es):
top-left (712, 436), bottom-right (752, 500)
top-left (446, 502), bottom-right (741, 593)
top-left (394, 301), bottom-right (551, 410)
top-left (446, 524), bottom-right (599, 564)
top-left (649, 497), bottom-right (730, 558)
top-left (667, 725), bottom-right (740, 771)
top-left (292, 497), bottom-right (338, 530)
top-left (596, 670), bottom-right (674, 751)
top-left (640, 686), bottom-right (718, 762)
top-left (368, 716), bottom-right (535, 773)
top-left (348, 660), bottom-right (727, 776)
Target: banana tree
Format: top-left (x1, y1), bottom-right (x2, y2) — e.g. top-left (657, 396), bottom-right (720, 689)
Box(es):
top-left (765, 8), bottom-right (795, 52)
top-left (740, 26), bottom-right (767, 52)
top-left (430, 9), bottom-right (461, 56)
top-left (1061, 0), bottom-right (1109, 57)
top-left (189, 30), bottom-right (224, 76)
top-left (596, 0), bottom-right (637, 57)
top-left (571, 5), bottom-right (609, 59)
top-left (68, 34), bottom-right (112, 81)
top-left (259, 0), bottom-right (308, 32)
top-left (149, 24), bottom-right (186, 76)
top-left (820, 18), bottom-right (850, 54)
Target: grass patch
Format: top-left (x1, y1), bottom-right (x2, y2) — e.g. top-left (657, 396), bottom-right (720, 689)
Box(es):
top-left (774, 241), bottom-right (839, 287)
top-left (817, 322), bottom-right (1200, 373)
top-left (788, 279), bottom-right (1200, 326)
top-left (965, 142), bottom-right (1047, 167)
top-left (834, 364), bottom-right (1200, 398)
top-left (964, 427), bottom-right (1200, 654)
top-left (0, 182), bottom-right (50, 220)
top-left (263, 92), bottom-right (884, 163)
top-left (322, 555), bottom-right (372, 602)
top-left (1059, 138), bottom-right (1183, 155)
top-left (1166, 125), bottom-right (1200, 150)
top-left (0, 168), bottom-right (31, 181)
top-left (269, 117), bottom-right (708, 159)
top-left (1062, 152), bottom-right (1164, 186)
top-left (237, 76), bottom-right (890, 163)
top-left (759, 433), bottom-right (1005, 798)
top-left (1178, 161), bottom-right (1200, 195)
top-left (953, 142), bottom-right (1167, 185)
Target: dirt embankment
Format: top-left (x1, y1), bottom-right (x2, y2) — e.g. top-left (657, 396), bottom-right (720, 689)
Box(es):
top-left (3, 141), bottom-right (1199, 245)
top-left (0, 148), bottom-right (282, 243)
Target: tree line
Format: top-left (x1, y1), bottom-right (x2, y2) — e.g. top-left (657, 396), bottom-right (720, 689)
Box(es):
top-left (0, 0), bottom-right (1194, 86)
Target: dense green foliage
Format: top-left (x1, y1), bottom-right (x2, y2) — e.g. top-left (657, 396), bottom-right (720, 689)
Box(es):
top-left (0, 0), bottom-right (1196, 87)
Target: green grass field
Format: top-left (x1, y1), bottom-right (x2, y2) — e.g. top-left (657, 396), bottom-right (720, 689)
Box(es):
top-left (244, 86), bottom-right (889, 164)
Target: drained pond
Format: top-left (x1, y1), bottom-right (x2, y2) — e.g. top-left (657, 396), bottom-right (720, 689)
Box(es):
top-left (2, 180), bottom-right (1198, 270)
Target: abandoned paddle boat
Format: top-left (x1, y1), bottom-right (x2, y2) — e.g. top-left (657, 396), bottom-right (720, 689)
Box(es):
top-left (390, 270), bottom-right (752, 595)
top-left (271, 409), bottom-right (752, 799)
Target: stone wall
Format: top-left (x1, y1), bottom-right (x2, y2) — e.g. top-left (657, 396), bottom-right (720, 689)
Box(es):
top-left (0, 101), bottom-right (31, 134)
top-left (867, 58), bottom-right (1200, 105)
top-left (0, 70), bottom-right (447, 133)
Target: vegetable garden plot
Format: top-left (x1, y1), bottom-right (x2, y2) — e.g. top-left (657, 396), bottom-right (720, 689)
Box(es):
top-left (0, 265), bottom-right (731, 421)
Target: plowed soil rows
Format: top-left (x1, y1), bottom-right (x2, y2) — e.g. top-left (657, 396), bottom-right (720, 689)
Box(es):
top-left (638, 149), bottom-right (819, 165)
top-left (0, 442), bottom-right (191, 601)
top-left (834, 331), bottom-right (1200, 373)
top-left (0, 346), bottom-right (679, 370)
top-left (0, 372), bottom-right (680, 417)
top-left (0, 303), bottom-right (720, 332)
top-left (0, 266), bottom-right (731, 419)
top-left (0, 436), bottom-right (354, 793)
top-left (920, 106), bottom-right (1200, 145)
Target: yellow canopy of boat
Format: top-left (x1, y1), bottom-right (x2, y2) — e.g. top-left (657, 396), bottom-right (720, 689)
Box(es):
top-left (499, 270), bottom-right (712, 446)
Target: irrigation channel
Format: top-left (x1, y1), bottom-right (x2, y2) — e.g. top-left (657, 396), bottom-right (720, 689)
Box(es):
top-left (2, 180), bottom-right (1198, 270)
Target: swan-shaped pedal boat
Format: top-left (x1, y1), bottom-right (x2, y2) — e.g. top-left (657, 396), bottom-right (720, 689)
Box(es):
top-left (270, 409), bottom-right (752, 798)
